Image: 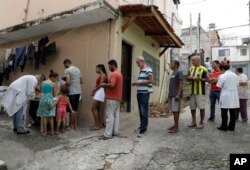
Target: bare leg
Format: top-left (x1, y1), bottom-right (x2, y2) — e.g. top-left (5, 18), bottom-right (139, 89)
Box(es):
top-left (49, 117), bottom-right (54, 135)
top-left (70, 112), bottom-right (76, 130)
top-left (199, 109), bottom-right (205, 125)
top-left (173, 112), bottom-right (179, 130)
top-left (62, 119), bottom-right (66, 133)
top-left (43, 117), bottom-right (47, 136)
top-left (191, 110), bottom-right (197, 125)
top-left (91, 100), bottom-right (101, 129)
top-left (55, 119), bottom-right (61, 135)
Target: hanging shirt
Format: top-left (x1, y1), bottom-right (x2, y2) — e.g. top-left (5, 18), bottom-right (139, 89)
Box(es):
top-left (216, 70), bottom-right (239, 109)
top-left (189, 65), bottom-right (207, 95)
top-left (5, 49), bottom-right (12, 60)
top-left (137, 65), bottom-right (153, 94)
top-left (238, 73), bottom-right (248, 99)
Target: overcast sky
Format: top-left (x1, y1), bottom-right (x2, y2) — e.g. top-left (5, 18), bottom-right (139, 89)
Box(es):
top-left (179, 0), bottom-right (250, 37)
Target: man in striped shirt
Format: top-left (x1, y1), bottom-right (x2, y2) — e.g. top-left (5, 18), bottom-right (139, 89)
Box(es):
top-left (187, 55), bottom-right (208, 129)
top-left (132, 56), bottom-right (153, 137)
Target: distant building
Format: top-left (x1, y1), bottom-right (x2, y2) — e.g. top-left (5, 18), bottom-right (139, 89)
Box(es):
top-left (212, 45), bottom-right (250, 76)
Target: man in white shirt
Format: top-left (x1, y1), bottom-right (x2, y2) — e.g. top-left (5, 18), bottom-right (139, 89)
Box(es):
top-left (235, 67), bottom-right (248, 122)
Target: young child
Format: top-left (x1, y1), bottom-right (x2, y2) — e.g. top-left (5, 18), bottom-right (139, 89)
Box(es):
top-left (54, 85), bottom-right (75, 135)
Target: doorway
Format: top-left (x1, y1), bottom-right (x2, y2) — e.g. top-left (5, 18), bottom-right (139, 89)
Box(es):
top-left (121, 41), bottom-right (132, 112)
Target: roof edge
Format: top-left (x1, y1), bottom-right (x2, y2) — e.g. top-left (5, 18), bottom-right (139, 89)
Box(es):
top-left (0, 0), bottom-right (118, 36)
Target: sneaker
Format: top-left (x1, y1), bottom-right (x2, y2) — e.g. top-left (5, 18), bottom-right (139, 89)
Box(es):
top-left (137, 129), bottom-right (147, 138)
top-left (134, 127), bottom-right (141, 133)
top-left (98, 135), bottom-right (112, 140)
top-left (207, 117), bottom-right (214, 122)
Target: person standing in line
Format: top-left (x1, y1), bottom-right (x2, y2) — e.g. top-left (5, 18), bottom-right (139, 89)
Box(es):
top-left (187, 55), bottom-right (208, 129)
top-left (207, 60), bottom-right (222, 122)
top-left (132, 56), bottom-right (153, 137)
top-left (217, 61), bottom-right (239, 131)
top-left (99, 60), bottom-right (123, 140)
top-left (90, 64), bottom-right (108, 131)
top-left (63, 59), bottom-right (83, 130)
top-left (37, 70), bottom-right (59, 136)
top-left (235, 67), bottom-right (248, 122)
top-left (167, 60), bottom-right (183, 133)
top-left (205, 57), bottom-right (212, 73)
top-left (1, 75), bottom-right (44, 134)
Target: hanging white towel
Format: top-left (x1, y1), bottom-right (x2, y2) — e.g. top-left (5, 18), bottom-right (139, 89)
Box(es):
top-left (5, 49), bottom-right (12, 60)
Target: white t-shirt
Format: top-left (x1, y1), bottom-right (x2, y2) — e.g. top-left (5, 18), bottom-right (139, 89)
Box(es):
top-left (64, 66), bottom-right (82, 95)
top-left (238, 73), bottom-right (248, 99)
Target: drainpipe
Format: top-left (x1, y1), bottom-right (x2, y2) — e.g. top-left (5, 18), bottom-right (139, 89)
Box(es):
top-left (23, 0), bottom-right (30, 22)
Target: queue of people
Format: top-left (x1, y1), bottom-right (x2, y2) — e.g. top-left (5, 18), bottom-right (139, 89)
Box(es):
top-left (1, 54), bottom-right (248, 139)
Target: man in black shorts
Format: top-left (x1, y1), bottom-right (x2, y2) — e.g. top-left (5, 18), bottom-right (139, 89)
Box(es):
top-left (63, 59), bottom-right (83, 130)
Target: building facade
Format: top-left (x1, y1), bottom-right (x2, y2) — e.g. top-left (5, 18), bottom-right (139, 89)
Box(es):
top-left (212, 45), bottom-right (250, 76)
top-left (0, 0), bottom-right (183, 121)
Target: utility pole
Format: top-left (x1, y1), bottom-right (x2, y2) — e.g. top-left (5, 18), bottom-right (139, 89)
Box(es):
top-left (190, 13), bottom-right (192, 54)
top-left (197, 13), bottom-right (201, 55)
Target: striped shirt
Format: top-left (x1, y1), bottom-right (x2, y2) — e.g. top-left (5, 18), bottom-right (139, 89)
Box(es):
top-left (137, 65), bottom-right (153, 94)
top-left (189, 65), bottom-right (207, 95)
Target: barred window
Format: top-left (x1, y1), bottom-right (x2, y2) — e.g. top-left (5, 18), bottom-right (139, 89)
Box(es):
top-left (142, 51), bottom-right (160, 86)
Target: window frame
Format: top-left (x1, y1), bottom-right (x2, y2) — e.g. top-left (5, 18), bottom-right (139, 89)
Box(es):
top-left (142, 51), bottom-right (160, 86)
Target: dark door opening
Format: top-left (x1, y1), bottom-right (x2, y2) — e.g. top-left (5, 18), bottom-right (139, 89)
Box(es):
top-left (121, 41), bottom-right (132, 112)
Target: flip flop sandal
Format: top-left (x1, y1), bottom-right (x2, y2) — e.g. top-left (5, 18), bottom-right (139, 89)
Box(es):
top-left (89, 127), bottom-right (101, 131)
top-left (196, 125), bottom-right (204, 129)
top-left (187, 124), bottom-right (197, 128)
top-left (168, 129), bottom-right (179, 133)
top-left (167, 126), bottom-right (175, 130)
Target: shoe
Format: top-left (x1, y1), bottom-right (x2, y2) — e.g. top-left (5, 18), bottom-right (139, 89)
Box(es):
top-left (217, 127), bottom-right (227, 131)
top-left (207, 117), bottom-right (214, 122)
top-left (137, 129), bottom-right (147, 138)
top-left (98, 135), bottom-right (112, 140)
top-left (242, 119), bottom-right (248, 123)
top-left (134, 127), bottom-right (141, 133)
top-left (16, 130), bottom-right (30, 135)
top-left (13, 128), bottom-right (17, 132)
top-left (227, 127), bottom-right (235, 131)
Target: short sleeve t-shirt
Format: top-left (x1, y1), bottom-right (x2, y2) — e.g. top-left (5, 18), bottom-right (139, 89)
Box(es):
top-left (137, 65), bottom-right (153, 93)
top-left (238, 73), bottom-right (248, 99)
top-left (64, 66), bottom-right (82, 95)
top-left (189, 65), bottom-right (208, 95)
top-left (168, 70), bottom-right (183, 98)
top-left (105, 70), bottom-right (123, 101)
top-left (209, 69), bottom-right (222, 91)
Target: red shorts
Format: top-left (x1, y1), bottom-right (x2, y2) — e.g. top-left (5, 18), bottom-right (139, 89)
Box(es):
top-left (56, 108), bottom-right (67, 120)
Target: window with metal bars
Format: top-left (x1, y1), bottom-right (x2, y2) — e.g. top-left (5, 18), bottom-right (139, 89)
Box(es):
top-left (142, 51), bottom-right (160, 86)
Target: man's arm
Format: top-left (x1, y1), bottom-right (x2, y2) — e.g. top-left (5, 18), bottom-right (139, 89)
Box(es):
top-left (80, 76), bottom-right (83, 85)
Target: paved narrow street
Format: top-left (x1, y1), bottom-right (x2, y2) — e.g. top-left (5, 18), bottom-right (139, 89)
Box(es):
top-left (0, 96), bottom-right (250, 170)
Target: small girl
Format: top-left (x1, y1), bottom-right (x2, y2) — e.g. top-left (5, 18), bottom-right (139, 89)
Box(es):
top-left (54, 85), bottom-right (75, 135)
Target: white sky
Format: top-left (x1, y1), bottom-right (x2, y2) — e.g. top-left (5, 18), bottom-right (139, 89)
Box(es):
top-left (179, 0), bottom-right (250, 37)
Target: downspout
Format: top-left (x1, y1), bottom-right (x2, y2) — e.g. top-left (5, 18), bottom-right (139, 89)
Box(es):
top-left (23, 0), bottom-right (30, 22)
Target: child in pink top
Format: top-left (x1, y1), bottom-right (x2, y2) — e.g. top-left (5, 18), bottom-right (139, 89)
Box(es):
top-left (54, 86), bottom-right (75, 135)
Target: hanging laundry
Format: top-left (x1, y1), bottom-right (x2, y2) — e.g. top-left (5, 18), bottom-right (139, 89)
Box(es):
top-left (45, 41), bottom-right (56, 56)
top-left (14, 46), bottom-right (26, 72)
top-left (8, 54), bottom-right (15, 72)
top-left (0, 62), bottom-right (5, 85)
top-left (5, 49), bottom-right (12, 60)
top-left (27, 44), bottom-right (35, 63)
top-left (36, 36), bottom-right (49, 70)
